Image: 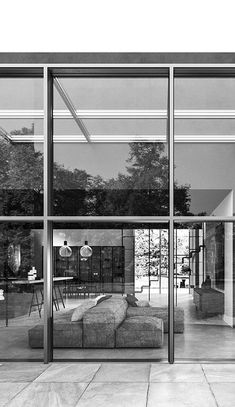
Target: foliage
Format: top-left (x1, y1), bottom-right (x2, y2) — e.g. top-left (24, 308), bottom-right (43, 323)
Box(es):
top-left (135, 229), bottom-right (168, 279)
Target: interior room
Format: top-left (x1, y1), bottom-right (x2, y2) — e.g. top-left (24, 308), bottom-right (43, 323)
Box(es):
top-left (0, 221), bottom-right (235, 360)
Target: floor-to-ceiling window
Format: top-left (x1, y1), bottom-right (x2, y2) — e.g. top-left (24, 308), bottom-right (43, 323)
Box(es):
top-left (174, 69), bottom-right (235, 360)
top-left (0, 72), bottom-right (44, 360)
top-left (1, 63), bottom-right (235, 363)
top-left (49, 71), bottom-right (171, 360)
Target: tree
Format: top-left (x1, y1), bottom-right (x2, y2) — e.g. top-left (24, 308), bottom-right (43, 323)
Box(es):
top-left (0, 129), bottom-right (191, 216)
top-left (135, 229), bottom-right (169, 281)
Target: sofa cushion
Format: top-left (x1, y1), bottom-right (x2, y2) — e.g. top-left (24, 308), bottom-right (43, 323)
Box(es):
top-left (126, 306), bottom-right (184, 333)
top-left (137, 300), bottom-right (150, 307)
top-left (125, 294), bottom-right (138, 307)
top-left (96, 294), bottom-right (112, 304)
top-left (28, 310), bottom-right (83, 348)
top-left (71, 299), bottom-right (97, 322)
top-left (116, 316), bottom-right (164, 348)
top-left (83, 297), bottom-right (128, 348)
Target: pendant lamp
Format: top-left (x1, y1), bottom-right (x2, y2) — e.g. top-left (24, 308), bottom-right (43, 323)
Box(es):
top-left (80, 240), bottom-right (93, 258)
top-left (0, 289), bottom-right (4, 301)
top-left (59, 241), bottom-right (72, 257)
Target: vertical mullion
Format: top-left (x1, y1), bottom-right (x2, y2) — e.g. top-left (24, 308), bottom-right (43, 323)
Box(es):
top-left (43, 67), bottom-right (53, 363)
top-left (168, 66), bottom-right (175, 363)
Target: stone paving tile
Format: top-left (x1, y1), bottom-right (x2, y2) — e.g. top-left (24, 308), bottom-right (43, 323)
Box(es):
top-left (0, 362), bottom-right (233, 407)
top-left (147, 383), bottom-right (217, 407)
top-left (202, 364), bottom-right (235, 382)
top-left (210, 383), bottom-right (235, 407)
top-left (0, 382), bottom-right (28, 407)
top-left (76, 382), bottom-right (148, 407)
top-left (92, 363), bottom-right (150, 382)
top-left (150, 363), bottom-right (205, 382)
top-left (6, 382), bottom-right (88, 407)
top-left (0, 363), bottom-right (49, 382)
top-left (35, 363), bottom-right (100, 383)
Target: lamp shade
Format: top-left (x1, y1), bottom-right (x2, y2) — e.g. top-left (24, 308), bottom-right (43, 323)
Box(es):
top-left (80, 241), bottom-right (93, 258)
top-left (59, 241), bottom-right (72, 257)
top-left (0, 289), bottom-right (4, 301)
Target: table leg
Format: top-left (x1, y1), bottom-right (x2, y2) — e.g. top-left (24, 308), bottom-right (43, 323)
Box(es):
top-left (53, 287), bottom-right (60, 311)
top-left (56, 285), bottom-right (65, 308)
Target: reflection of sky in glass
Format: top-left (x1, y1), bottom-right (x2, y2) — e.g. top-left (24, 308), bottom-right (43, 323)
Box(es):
top-left (175, 78), bottom-right (235, 109)
top-left (0, 78), bottom-right (43, 109)
top-left (54, 142), bottom-right (168, 179)
top-left (175, 143), bottom-right (235, 215)
top-left (54, 78), bottom-right (168, 110)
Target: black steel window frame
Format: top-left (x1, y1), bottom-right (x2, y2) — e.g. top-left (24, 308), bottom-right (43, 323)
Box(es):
top-left (1, 63), bottom-right (235, 364)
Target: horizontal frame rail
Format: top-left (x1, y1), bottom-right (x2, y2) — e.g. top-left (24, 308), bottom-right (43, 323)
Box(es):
top-left (2, 109), bottom-right (235, 119)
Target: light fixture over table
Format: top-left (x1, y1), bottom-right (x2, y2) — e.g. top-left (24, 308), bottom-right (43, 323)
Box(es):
top-left (59, 241), bottom-right (72, 258)
top-left (80, 241), bottom-right (93, 259)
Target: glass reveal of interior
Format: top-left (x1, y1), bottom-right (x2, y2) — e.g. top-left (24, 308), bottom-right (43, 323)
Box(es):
top-left (0, 77), bottom-right (43, 215)
top-left (175, 222), bottom-right (235, 360)
top-left (52, 77), bottom-right (169, 216)
top-left (0, 222), bottom-right (44, 359)
top-left (174, 76), bottom-right (235, 216)
top-left (36, 223), bottom-right (170, 360)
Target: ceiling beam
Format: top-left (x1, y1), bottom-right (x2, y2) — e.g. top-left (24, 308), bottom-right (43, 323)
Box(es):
top-left (54, 77), bottom-right (91, 142)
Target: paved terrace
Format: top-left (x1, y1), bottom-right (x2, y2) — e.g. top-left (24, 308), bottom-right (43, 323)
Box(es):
top-left (0, 362), bottom-right (234, 406)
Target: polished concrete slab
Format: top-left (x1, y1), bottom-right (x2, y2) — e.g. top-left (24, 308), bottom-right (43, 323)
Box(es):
top-left (0, 362), bottom-right (234, 407)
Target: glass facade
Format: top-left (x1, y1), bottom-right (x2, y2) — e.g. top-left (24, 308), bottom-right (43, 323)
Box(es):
top-left (1, 63), bottom-right (235, 363)
top-left (0, 222), bottom-right (43, 359)
top-left (174, 75), bottom-right (235, 216)
top-left (53, 77), bottom-right (169, 216)
top-left (0, 77), bottom-right (43, 215)
top-left (175, 222), bottom-right (235, 360)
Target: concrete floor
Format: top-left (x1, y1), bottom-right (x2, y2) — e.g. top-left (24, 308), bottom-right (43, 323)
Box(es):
top-left (0, 289), bottom-right (235, 360)
top-left (0, 362), bottom-right (235, 406)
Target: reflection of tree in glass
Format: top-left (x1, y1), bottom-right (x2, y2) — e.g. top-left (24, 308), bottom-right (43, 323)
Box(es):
top-left (0, 128), bottom-right (190, 215)
top-left (0, 126), bottom-right (43, 215)
top-left (92, 143), bottom-right (190, 216)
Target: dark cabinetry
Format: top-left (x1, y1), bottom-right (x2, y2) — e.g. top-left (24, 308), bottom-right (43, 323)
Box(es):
top-left (54, 246), bottom-right (125, 293)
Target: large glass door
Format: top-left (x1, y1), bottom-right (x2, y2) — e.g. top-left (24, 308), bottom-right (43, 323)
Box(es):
top-left (175, 222), bottom-right (235, 360)
top-left (50, 223), bottom-right (169, 360)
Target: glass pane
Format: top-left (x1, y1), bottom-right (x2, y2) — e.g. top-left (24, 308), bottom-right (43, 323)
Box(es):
top-left (52, 223), bottom-right (168, 360)
top-left (175, 77), bottom-right (235, 110)
top-left (174, 76), bottom-right (235, 216)
top-left (175, 119), bottom-right (235, 139)
top-left (0, 222), bottom-right (43, 359)
top-left (54, 77), bottom-right (168, 109)
top-left (0, 77), bottom-right (43, 215)
top-left (175, 143), bottom-right (235, 215)
top-left (53, 76), bottom-right (168, 216)
top-left (54, 118), bottom-right (166, 138)
top-left (175, 222), bottom-right (235, 360)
